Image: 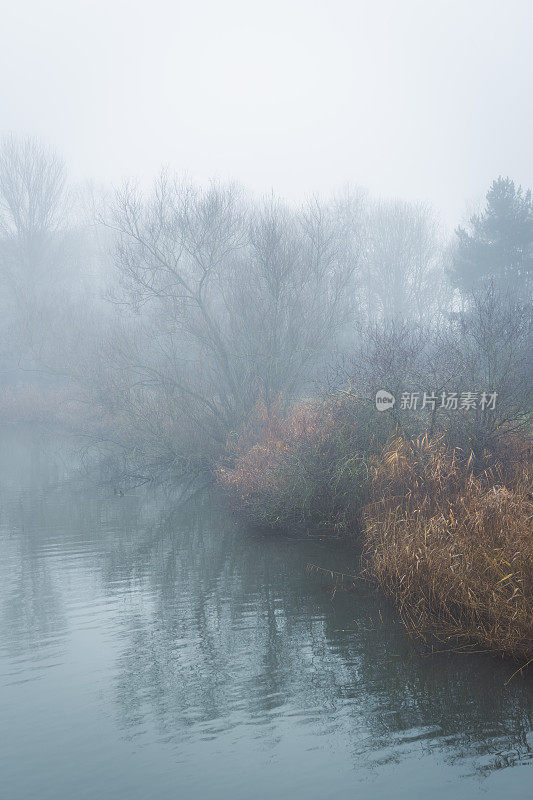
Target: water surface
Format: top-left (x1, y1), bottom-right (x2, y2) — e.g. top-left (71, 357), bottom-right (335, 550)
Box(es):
top-left (0, 427), bottom-right (531, 799)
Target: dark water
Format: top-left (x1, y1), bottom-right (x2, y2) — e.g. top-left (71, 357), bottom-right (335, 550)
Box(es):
top-left (0, 427), bottom-right (531, 800)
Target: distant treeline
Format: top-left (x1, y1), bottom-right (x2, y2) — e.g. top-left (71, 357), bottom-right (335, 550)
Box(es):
top-left (0, 135), bottom-right (531, 478)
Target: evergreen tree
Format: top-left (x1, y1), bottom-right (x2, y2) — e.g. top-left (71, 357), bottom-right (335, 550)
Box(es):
top-left (450, 176), bottom-right (533, 298)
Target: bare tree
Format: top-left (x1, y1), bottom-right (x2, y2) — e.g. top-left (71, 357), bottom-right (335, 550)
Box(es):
top-left (108, 176), bottom-right (247, 434)
top-left (361, 199), bottom-right (449, 323)
top-left (0, 135), bottom-right (66, 289)
top-left (104, 177), bottom-right (363, 463)
top-left (442, 284), bottom-right (533, 456)
top-left (228, 194), bottom-right (362, 406)
top-left (0, 136), bottom-right (69, 377)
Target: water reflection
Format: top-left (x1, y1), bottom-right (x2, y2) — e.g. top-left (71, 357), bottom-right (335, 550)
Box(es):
top-left (0, 427), bottom-right (531, 799)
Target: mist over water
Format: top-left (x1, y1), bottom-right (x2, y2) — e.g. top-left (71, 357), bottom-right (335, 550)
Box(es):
top-left (0, 428), bottom-right (531, 800)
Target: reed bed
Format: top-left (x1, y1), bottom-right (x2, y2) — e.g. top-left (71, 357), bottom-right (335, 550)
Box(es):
top-left (363, 434), bottom-right (533, 658)
top-left (218, 398), bottom-right (533, 658)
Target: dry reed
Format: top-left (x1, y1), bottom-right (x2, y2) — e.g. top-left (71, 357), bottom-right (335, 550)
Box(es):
top-left (363, 434), bottom-right (533, 658)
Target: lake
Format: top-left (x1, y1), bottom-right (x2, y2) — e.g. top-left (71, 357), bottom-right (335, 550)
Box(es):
top-left (0, 426), bottom-right (531, 799)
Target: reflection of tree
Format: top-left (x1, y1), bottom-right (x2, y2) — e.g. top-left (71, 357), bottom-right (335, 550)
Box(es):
top-left (0, 427), bottom-right (531, 779)
top-left (0, 536), bottom-right (67, 662)
top-left (0, 429), bottom-right (69, 666)
top-left (105, 491), bottom-right (533, 775)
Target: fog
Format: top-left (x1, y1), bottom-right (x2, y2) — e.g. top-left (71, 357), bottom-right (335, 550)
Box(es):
top-left (2, 0), bottom-right (533, 226)
top-left (0, 7), bottom-right (532, 798)
top-left (0, 0), bottom-right (531, 479)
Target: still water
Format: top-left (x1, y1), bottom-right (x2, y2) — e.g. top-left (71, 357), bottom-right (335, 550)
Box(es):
top-left (0, 427), bottom-right (531, 800)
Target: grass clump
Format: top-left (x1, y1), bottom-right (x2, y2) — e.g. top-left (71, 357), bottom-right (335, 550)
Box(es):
top-left (363, 433), bottom-right (533, 658)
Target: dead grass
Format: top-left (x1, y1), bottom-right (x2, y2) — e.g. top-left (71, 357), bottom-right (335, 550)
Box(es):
top-left (363, 434), bottom-right (533, 658)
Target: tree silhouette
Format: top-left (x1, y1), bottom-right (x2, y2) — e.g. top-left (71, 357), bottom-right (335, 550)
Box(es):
top-left (450, 177), bottom-right (533, 298)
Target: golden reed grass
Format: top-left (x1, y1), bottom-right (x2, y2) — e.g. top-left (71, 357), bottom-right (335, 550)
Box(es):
top-left (363, 434), bottom-right (533, 658)
top-left (218, 399), bottom-right (533, 658)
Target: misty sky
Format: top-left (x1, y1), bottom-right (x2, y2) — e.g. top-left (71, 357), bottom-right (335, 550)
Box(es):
top-left (1, 0), bottom-right (532, 228)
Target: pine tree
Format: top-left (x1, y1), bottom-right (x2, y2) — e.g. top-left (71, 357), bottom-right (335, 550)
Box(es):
top-left (450, 176), bottom-right (533, 298)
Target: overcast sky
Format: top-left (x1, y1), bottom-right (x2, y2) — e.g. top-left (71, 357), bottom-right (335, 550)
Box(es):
top-left (1, 0), bottom-right (532, 228)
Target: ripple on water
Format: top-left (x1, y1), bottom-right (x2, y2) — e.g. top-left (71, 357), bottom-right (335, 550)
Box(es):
top-left (0, 428), bottom-right (531, 800)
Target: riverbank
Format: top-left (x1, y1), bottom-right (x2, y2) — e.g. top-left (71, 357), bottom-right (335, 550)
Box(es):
top-left (1, 425), bottom-right (531, 799)
top-left (0, 383), bottom-right (103, 431)
top-left (217, 398), bottom-right (533, 661)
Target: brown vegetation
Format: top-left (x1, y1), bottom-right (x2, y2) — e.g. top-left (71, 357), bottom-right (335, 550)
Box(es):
top-left (363, 434), bottom-right (533, 658)
top-left (218, 397), bottom-right (533, 659)
top-left (218, 396), bottom-right (392, 532)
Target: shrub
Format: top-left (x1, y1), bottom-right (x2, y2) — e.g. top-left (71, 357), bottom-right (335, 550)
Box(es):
top-left (218, 395), bottom-right (394, 533)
